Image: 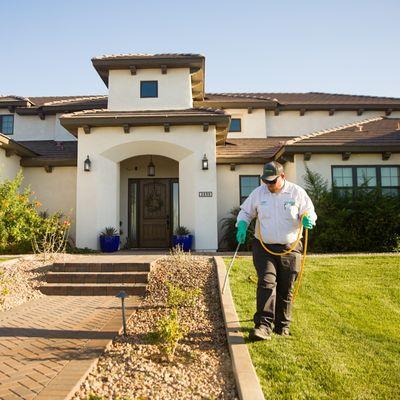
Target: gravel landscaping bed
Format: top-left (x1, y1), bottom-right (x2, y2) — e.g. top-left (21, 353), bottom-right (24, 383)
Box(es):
top-left (72, 251), bottom-right (238, 400)
top-left (0, 253), bottom-right (74, 311)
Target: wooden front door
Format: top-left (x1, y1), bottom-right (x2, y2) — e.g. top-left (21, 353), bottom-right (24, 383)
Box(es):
top-left (139, 179), bottom-right (171, 248)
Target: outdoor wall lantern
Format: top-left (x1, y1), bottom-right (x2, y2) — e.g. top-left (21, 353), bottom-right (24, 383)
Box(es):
top-left (202, 154), bottom-right (209, 170)
top-left (147, 155), bottom-right (155, 177)
top-left (84, 155), bottom-right (91, 172)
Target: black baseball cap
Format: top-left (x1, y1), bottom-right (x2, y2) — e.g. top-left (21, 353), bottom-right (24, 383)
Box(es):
top-left (261, 161), bottom-right (284, 181)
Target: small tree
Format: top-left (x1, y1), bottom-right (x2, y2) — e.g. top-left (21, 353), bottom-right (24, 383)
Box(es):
top-left (0, 171), bottom-right (41, 253)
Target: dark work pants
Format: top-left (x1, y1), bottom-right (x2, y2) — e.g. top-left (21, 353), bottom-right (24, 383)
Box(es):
top-left (252, 238), bottom-right (302, 330)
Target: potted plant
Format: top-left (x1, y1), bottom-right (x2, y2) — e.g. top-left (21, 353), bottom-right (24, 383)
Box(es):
top-left (172, 226), bottom-right (193, 252)
top-left (99, 227), bottom-right (120, 253)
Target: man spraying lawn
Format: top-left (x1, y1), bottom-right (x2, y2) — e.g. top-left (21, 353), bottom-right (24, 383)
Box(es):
top-left (236, 161), bottom-right (317, 341)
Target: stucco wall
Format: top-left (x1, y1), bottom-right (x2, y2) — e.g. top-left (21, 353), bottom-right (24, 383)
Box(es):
top-left (119, 155), bottom-right (179, 246)
top-left (22, 166), bottom-right (77, 239)
top-left (108, 68), bottom-right (193, 111)
top-left (265, 110), bottom-right (400, 137)
top-left (0, 148), bottom-right (21, 181)
top-left (76, 124), bottom-right (218, 251)
top-left (293, 153), bottom-right (400, 188)
top-left (0, 111), bottom-right (76, 141)
top-left (226, 108), bottom-right (267, 139)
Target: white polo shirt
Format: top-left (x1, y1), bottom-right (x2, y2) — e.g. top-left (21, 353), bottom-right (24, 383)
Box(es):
top-left (237, 180), bottom-right (317, 244)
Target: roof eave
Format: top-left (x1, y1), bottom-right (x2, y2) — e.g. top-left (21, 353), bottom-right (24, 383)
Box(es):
top-left (0, 134), bottom-right (38, 157)
top-left (284, 145), bottom-right (400, 153)
top-left (59, 113), bottom-right (230, 136)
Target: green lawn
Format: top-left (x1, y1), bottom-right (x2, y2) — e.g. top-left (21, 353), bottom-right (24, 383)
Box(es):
top-left (226, 255), bottom-right (400, 400)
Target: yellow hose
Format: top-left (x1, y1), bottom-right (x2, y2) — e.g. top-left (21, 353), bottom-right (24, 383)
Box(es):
top-left (256, 214), bottom-right (309, 303)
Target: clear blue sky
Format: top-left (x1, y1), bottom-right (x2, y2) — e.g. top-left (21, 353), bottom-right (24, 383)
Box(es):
top-left (2, 0), bottom-right (400, 97)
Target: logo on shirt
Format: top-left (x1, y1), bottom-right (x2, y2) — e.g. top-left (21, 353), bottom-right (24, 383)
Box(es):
top-left (284, 200), bottom-right (296, 210)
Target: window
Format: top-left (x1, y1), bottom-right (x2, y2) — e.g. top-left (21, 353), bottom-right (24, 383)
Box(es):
top-left (229, 118), bottom-right (241, 132)
top-left (332, 166), bottom-right (400, 196)
top-left (240, 175), bottom-right (260, 203)
top-left (381, 167), bottom-right (400, 196)
top-left (140, 81), bottom-right (158, 98)
top-left (0, 115), bottom-right (14, 135)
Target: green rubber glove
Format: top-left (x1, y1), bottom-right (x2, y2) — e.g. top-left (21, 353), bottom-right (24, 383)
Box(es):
top-left (302, 215), bottom-right (313, 229)
top-left (236, 220), bottom-right (248, 244)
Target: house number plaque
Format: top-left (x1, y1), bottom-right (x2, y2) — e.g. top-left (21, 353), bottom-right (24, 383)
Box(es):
top-left (199, 191), bottom-right (213, 197)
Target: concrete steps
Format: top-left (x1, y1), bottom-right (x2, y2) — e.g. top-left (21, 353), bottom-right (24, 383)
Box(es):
top-left (39, 261), bottom-right (151, 296)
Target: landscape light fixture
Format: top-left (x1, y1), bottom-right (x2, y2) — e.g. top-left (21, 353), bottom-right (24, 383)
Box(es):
top-left (147, 155), bottom-right (155, 177)
top-left (84, 155), bottom-right (91, 172)
top-left (202, 154), bottom-right (209, 170)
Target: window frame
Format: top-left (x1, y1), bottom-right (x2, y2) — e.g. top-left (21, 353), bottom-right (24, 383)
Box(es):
top-left (239, 175), bottom-right (260, 204)
top-left (140, 80), bottom-right (158, 98)
top-left (0, 115), bottom-right (14, 135)
top-left (331, 165), bottom-right (400, 195)
top-left (229, 118), bottom-right (242, 132)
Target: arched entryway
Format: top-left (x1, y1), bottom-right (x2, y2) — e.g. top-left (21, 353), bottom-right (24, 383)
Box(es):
top-left (120, 155), bottom-right (179, 248)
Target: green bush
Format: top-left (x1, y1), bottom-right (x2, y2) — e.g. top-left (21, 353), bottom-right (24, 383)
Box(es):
top-left (303, 166), bottom-right (400, 252)
top-left (0, 171), bottom-right (71, 255)
top-left (0, 172), bottom-right (41, 253)
top-left (147, 308), bottom-right (188, 359)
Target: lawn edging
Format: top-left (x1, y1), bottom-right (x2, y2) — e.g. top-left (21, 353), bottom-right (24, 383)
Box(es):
top-left (214, 256), bottom-right (265, 400)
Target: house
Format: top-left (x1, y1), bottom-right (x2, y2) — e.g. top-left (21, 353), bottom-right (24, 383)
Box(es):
top-left (1, 53), bottom-right (399, 251)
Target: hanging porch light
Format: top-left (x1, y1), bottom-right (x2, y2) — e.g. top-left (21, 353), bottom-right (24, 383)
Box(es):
top-left (147, 155), bottom-right (155, 177)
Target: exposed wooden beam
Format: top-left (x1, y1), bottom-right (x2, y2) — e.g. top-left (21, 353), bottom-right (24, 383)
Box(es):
top-left (83, 125), bottom-right (91, 134)
top-left (274, 109), bottom-right (280, 116)
top-left (300, 108), bottom-right (306, 116)
top-left (44, 165), bottom-right (53, 173)
top-left (123, 124), bottom-right (131, 134)
top-left (161, 65), bottom-right (167, 74)
top-left (304, 152), bottom-right (312, 161)
top-left (342, 152), bottom-right (351, 161)
top-left (203, 123), bottom-right (209, 132)
top-left (357, 109), bottom-right (364, 116)
top-left (382, 151), bottom-right (391, 160)
top-left (38, 111), bottom-right (45, 120)
top-left (329, 108), bottom-right (335, 116)
top-left (247, 107), bottom-right (253, 114)
top-left (129, 65), bottom-right (137, 75)
top-left (164, 123), bottom-right (170, 132)
top-left (385, 109), bottom-right (392, 116)
top-left (230, 163), bottom-right (236, 171)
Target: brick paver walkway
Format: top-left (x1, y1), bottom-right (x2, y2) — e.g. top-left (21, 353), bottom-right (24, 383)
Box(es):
top-left (0, 295), bottom-right (139, 400)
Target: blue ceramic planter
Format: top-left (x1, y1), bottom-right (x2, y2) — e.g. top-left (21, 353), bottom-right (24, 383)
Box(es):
top-left (172, 234), bottom-right (193, 252)
top-left (100, 235), bottom-right (120, 253)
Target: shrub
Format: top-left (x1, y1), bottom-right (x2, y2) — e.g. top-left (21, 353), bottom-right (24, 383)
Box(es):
top-left (147, 308), bottom-right (188, 359)
top-left (303, 166), bottom-right (400, 252)
top-left (0, 172), bottom-right (41, 254)
top-left (174, 226), bottom-right (191, 235)
top-left (219, 207), bottom-right (256, 251)
top-left (165, 281), bottom-right (200, 308)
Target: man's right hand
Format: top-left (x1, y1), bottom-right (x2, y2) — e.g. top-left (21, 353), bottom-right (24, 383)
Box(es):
top-left (236, 220), bottom-right (248, 244)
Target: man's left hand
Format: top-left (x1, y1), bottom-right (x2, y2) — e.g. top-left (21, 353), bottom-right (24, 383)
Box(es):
top-left (302, 215), bottom-right (313, 229)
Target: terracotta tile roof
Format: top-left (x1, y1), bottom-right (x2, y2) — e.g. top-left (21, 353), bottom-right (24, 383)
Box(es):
top-left (285, 117), bottom-right (400, 151)
top-left (17, 140), bottom-right (77, 161)
top-left (92, 53), bottom-right (203, 61)
top-left (26, 95), bottom-right (107, 107)
top-left (216, 137), bottom-right (290, 163)
top-left (204, 92), bottom-right (400, 106)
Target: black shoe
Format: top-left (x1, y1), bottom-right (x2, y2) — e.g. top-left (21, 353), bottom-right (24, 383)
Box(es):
top-left (250, 325), bottom-right (272, 341)
top-left (275, 327), bottom-right (290, 336)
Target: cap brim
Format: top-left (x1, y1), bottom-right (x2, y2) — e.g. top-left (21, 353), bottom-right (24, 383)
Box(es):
top-left (262, 175), bottom-right (279, 181)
